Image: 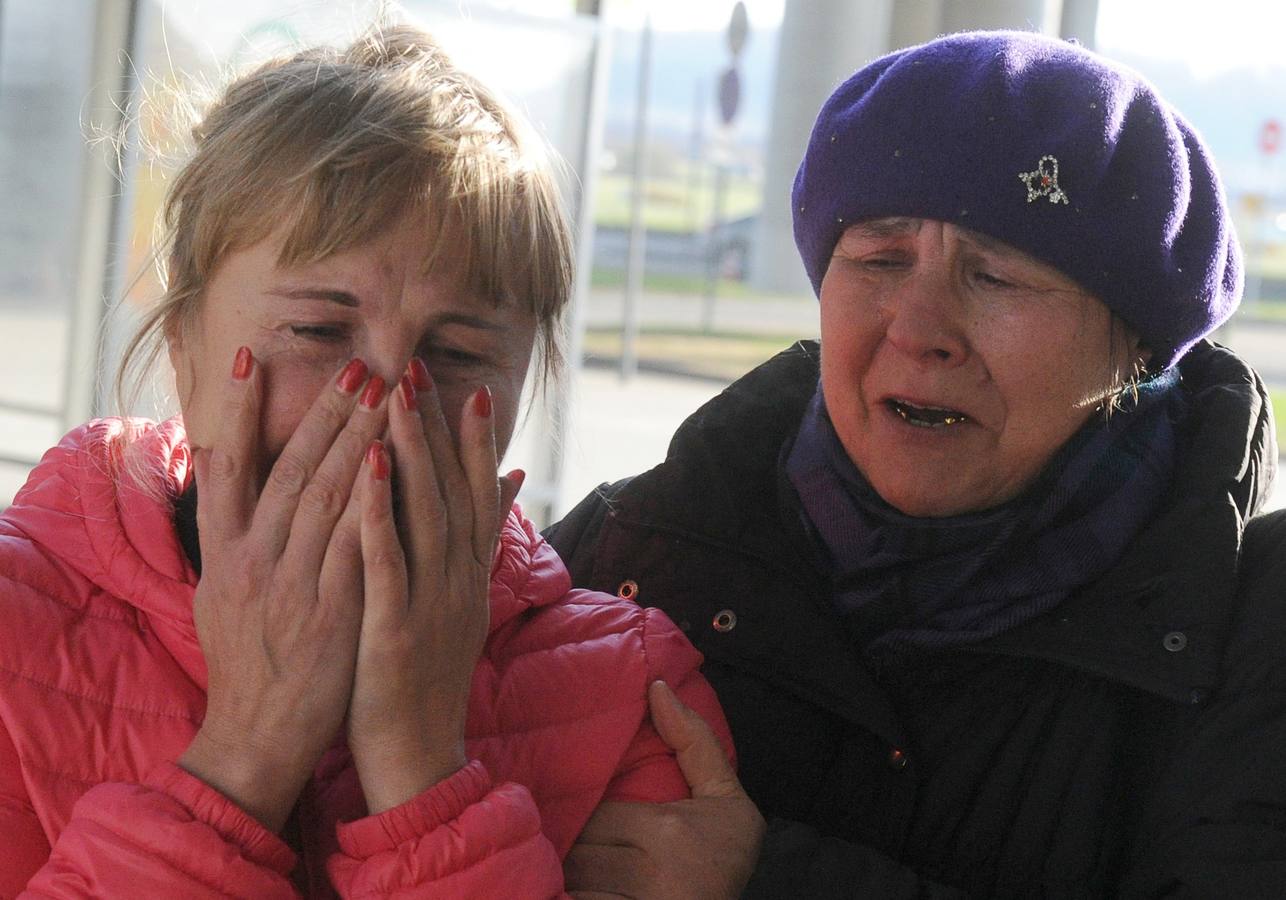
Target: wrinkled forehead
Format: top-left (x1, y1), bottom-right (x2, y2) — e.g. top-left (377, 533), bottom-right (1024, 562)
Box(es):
top-left (838, 217), bottom-right (1023, 257)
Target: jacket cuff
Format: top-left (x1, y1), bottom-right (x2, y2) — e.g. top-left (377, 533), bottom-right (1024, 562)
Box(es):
top-left (144, 761), bottom-right (296, 874)
top-left (337, 760), bottom-right (492, 858)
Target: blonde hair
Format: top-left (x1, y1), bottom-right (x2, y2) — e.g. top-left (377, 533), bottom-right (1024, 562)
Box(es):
top-left (116, 22), bottom-right (573, 412)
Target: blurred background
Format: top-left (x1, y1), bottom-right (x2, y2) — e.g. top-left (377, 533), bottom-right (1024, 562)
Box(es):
top-left (2, 0), bottom-right (1284, 523)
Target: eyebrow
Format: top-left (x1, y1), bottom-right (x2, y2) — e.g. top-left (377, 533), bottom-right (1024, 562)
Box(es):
top-left (429, 312), bottom-right (508, 333)
top-left (845, 218), bottom-right (1012, 255)
top-left (847, 217), bottom-right (921, 239)
top-left (268, 287), bottom-right (359, 308)
top-left (268, 288), bottom-right (509, 332)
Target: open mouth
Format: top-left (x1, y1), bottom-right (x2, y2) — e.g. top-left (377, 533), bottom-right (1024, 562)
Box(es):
top-left (886, 399), bottom-right (970, 428)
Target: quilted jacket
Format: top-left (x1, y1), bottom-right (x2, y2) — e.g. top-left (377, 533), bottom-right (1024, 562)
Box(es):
top-left (0, 418), bottom-right (731, 898)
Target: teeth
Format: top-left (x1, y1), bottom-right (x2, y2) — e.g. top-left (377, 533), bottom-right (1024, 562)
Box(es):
top-left (889, 400), bottom-right (969, 428)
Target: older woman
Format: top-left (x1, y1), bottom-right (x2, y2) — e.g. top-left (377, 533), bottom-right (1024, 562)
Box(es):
top-left (0, 23), bottom-right (730, 897)
top-left (551, 30), bottom-right (1286, 897)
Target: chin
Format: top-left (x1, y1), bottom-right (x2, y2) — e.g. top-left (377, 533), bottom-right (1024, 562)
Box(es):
top-left (870, 479), bottom-right (972, 519)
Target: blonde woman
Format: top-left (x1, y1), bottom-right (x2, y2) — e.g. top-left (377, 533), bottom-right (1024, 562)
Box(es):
top-left (0, 24), bottom-right (730, 897)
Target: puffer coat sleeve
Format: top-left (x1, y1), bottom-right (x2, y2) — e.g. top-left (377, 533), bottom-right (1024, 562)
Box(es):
top-left (3, 609), bottom-right (723, 899)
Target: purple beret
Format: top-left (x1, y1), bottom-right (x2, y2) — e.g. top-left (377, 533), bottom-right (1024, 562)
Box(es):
top-left (791, 30), bottom-right (1242, 369)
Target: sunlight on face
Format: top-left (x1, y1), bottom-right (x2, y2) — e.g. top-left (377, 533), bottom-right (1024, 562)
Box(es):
top-left (169, 212), bottom-right (537, 478)
top-left (819, 218), bottom-right (1145, 518)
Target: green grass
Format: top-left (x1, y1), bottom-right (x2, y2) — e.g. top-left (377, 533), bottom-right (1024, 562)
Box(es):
top-left (589, 266), bottom-right (771, 298)
top-left (582, 326), bottom-right (803, 382)
top-left (1239, 300), bottom-right (1286, 321)
top-left (594, 169), bottom-right (761, 234)
top-left (1271, 389), bottom-right (1286, 452)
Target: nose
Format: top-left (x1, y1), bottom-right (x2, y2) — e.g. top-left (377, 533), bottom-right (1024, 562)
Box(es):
top-left (356, 325), bottom-right (420, 389)
top-left (879, 265), bottom-right (970, 368)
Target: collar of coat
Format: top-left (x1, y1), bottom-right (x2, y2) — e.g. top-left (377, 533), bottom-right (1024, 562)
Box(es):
top-left (599, 339), bottom-right (1277, 709)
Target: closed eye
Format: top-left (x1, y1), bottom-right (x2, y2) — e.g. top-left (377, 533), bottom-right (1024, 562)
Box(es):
top-left (427, 344), bottom-right (486, 366)
top-left (289, 324), bottom-right (349, 342)
top-left (973, 269), bottom-right (1015, 289)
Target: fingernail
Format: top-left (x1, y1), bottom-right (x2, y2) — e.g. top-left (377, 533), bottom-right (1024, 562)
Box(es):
top-left (366, 440), bottom-right (389, 480)
top-left (359, 375), bottom-right (386, 409)
top-left (472, 385), bottom-right (492, 418)
top-left (509, 468), bottom-right (526, 496)
top-left (336, 358), bottom-right (368, 394)
top-left (408, 357), bottom-right (433, 392)
top-left (398, 374), bottom-right (417, 411)
top-left (232, 346), bottom-right (253, 381)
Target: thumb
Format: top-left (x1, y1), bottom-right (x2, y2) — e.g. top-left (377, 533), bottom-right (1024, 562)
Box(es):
top-left (648, 680), bottom-right (740, 799)
top-left (497, 468), bottom-right (524, 532)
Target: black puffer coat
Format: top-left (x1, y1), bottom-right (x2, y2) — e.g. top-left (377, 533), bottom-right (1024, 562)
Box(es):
top-left (546, 340), bottom-right (1286, 897)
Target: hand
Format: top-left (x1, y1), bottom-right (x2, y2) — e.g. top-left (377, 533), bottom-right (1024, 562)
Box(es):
top-left (345, 361), bottom-right (522, 814)
top-left (179, 350), bottom-right (386, 832)
top-left (565, 681), bottom-right (766, 899)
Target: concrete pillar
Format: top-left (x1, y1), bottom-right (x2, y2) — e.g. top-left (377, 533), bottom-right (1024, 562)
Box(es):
top-left (889, 0), bottom-right (942, 51)
top-left (749, 0), bottom-right (893, 296)
top-left (939, 0), bottom-right (1058, 34)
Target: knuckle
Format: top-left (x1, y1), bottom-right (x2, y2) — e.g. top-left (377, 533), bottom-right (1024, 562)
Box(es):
top-left (266, 454), bottom-right (310, 500)
top-left (299, 475), bottom-right (347, 522)
top-left (329, 521), bottom-right (363, 561)
top-left (207, 449), bottom-right (242, 482)
top-left (368, 543), bottom-right (405, 572)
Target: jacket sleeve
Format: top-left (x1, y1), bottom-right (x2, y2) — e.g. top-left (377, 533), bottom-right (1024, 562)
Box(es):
top-left (600, 605), bottom-right (734, 803)
top-left (7, 758), bottom-right (297, 899)
top-left (1118, 510), bottom-right (1286, 897)
top-left (323, 609), bottom-right (731, 899)
top-left (0, 717), bottom-right (51, 898)
top-left (325, 761), bottom-right (567, 899)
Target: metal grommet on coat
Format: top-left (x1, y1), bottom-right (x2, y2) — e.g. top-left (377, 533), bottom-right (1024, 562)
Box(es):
top-left (712, 609), bottom-right (737, 633)
top-left (1162, 631), bottom-right (1187, 652)
top-left (617, 580), bottom-right (639, 602)
top-left (888, 747), bottom-right (908, 771)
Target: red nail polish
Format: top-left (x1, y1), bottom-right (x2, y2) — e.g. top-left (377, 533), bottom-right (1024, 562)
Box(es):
top-left (510, 468), bottom-right (526, 495)
top-left (408, 357), bottom-right (433, 392)
top-left (366, 440), bottom-right (389, 480)
top-left (232, 346), bottom-right (253, 381)
top-left (398, 374), bottom-right (417, 411)
top-left (360, 375), bottom-right (386, 409)
top-left (336, 358), bottom-right (368, 394)
top-left (472, 385), bottom-right (492, 418)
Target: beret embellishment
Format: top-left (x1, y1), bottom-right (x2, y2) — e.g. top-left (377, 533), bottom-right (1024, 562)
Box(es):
top-left (1019, 155), bottom-right (1069, 205)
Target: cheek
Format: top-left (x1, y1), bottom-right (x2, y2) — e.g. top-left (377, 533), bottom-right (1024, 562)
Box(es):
top-left (257, 360), bottom-right (335, 460)
top-left (434, 381), bottom-right (523, 460)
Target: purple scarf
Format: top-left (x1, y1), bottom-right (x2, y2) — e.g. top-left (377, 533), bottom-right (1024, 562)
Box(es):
top-left (786, 372), bottom-right (1184, 662)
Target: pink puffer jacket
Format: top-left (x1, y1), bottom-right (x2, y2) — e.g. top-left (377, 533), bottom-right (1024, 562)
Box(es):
top-left (0, 419), bottom-right (731, 898)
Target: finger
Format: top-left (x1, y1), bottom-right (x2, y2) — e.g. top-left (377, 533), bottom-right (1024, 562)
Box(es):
top-left (280, 370), bottom-right (391, 575)
top-left (319, 454), bottom-right (366, 612)
top-left (495, 468), bottom-right (524, 541)
top-left (197, 346), bottom-right (261, 543)
top-left (458, 385), bottom-right (500, 566)
top-left (250, 358), bottom-right (370, 561)
top-left (408, 357), bottom-right (466, 509)
top-left (360, 440), bottom-right (410, 631)
top-left (388, 371), bottom-right (446, 575)
top-left (574, 800), bottom-right (660, 845)
top-left (563, 842), bottom-right (648, 896)
top-left (648, 680), bottom-right (741, 799)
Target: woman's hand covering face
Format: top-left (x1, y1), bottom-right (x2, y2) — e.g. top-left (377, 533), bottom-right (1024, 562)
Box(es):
top-left (179, 350), bottom-right (386, 832)
top-left (346, 359), bottom-right (522, 814)
top-left (178, 349), bottom-right (522, 830)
